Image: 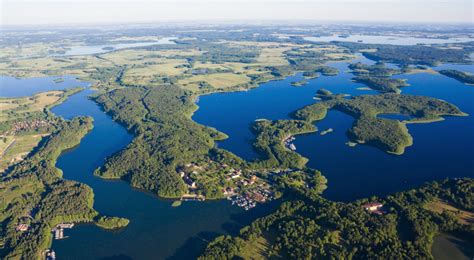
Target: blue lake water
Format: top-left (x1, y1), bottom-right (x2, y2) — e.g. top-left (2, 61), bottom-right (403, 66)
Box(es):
top-left (433, 63), bottom-right (474, 74)
top-left (49, 89), bottom-right (277, 259)
top-left (304, 34), bottom-right (474, 46)
top-left (0, 76), bottom-right (89, 97)
top-left (3, 55), bottom-right (473, 258)
top-left (194, 62), bottom-right (474, 201)
top-left (61, 37), bottom-right (176, 56)
top-left (193, 58), bottom-right (375, 161)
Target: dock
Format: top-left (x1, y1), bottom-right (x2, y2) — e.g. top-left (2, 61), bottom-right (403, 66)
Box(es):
top-left (180, 194), bottom-right (206, 201)
top-left (51, 223), bottom-right (74, 240)
top-left (44, 249), bottom-right (56, 260)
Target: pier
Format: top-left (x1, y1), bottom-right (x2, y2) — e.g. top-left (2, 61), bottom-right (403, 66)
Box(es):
top-left (180, 194), bottom-right (206, 201)
top-left (51, 223), bottom-right (74, 240)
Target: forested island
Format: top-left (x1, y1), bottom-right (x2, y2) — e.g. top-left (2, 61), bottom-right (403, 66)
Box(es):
top-left (348, 62), bottom-right (409, 93)
top-left (335, 41), bottom-right (474, 66)
top-left (439, 69), bottom-right (474, 85)
top-left (353, 76), bottom-right (408, 93)
top-left (295, 90), bottom-right (467, 154)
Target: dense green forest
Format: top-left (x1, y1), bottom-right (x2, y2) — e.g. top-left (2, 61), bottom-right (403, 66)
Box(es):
top-left (200, 178), bottom-right (474, 259)
top-left (0, 117), bottom-right (127, 259)
top-left (251, 120), bottom-right (315, 169)
top-left (295, 92), bottom-right (466, 154)
top-left (95, 216), bottom-right (130, 230)
top-left (348, 62), bottom-right (401, 77)
top-left (90, 40), bottom-right (346, 198)
top-left (439, 69), bottom-right (474, 85)
top-left (353, 76), bottom-right (408, 93)
top-left (335, 41), bottom-right (473, 66)
top-left (93, 85), bottom-right (322, 198)
top-left (348, 62), bottom-right (408, 93)
top-left (93, 85), bottom-right (229, 198)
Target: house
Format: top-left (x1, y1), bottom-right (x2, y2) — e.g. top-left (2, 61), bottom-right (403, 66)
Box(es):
top-left (249, 175), bottom-right (257, 184)
top-left (223, 187), bottom-right (235, 196)
top-left (45, 249), bottom-right (56, 260)
top-left (56, 223), bottom-right (74, 229)
top-left (183, 175), bottom-right (196, 189)
top-left (230, 172), bottom-right (241, 179)
top-left (16, 224), bottom-right (29, 232)
top-left (362, 202), bottom-right (384, 212)
top-left (250, 192), bottom-right (266, 203)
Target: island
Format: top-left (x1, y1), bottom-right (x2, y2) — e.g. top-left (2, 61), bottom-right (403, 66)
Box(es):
top-left (95, 216), bottom-right (130, 229)
top-left (439, 69), bottom-right (474, 85)
top-left (348, 62), bottom-right (409, 93)
top-left (294, 90), bottom-right (467, 154)
top-left (290, 79), bottom-right (308, 87)
top-left (353, 76), bottom-right (409, 93)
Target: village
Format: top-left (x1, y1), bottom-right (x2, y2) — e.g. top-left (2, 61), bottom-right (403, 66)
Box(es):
top-left (228, 186), bottom-right (275, 210)
top-left (1, 119), bottom-right (51, 136)
top-left (177, 160), bottom-right (275, 210)
top-left (14, 222), bottom-right (74, 260)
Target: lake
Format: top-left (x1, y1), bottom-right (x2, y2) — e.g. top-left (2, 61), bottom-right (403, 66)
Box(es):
top-left (304, 34), bottom-right (474, 46)
top-left (60, 37), bottom-right (176, 56)
top-left (48, 88), bottom-right (278, 259)
top-left (2, 55), bottom-right (473, 258)
top-left (194, 57), bottom-right (474, 201)
top-left (193, 55), bottom-right (377, 161)
top-left (0, 76), bottom-right (89, 97)
top-left (0, 74), bottom-right (277, 259)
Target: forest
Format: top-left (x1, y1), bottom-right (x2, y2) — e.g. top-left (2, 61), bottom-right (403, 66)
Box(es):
top-left (348, 62), bottom-right (401, 77)
top-left (93, 85), bottom-right (228, 198)
top-left (294, 92), bottom-right (466, 154)
top-left (93, 84), bottom-right (323, 198)
top-left (347, 62), bottom-right (409, 93)
top-left (439, 69), bottom-right (474, 85)
top-left (251, 120), bottom-right (315, 169)
top-left (90, 38), bottom-right (349, 198)
top-left (0, 117), bottom-right (128, 259)
top-left (353, 76), bottom-right (408, 93)
top-left (200, 178), bottom-right (474, 259)
top-left (335, 41), bottom-right (473, 66)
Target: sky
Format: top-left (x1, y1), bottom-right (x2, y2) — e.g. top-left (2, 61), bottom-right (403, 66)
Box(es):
top-left (1, 0), bottom-right (473, 26)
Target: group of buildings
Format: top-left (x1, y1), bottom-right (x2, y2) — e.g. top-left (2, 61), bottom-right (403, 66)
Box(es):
top-left (229, 186), bottom-right (275, 210)
top-left (362, 202), bottom-right (385, 215)
top-left (15, 223), bottom-right (29, 232)
top-left (284, 136), bottom-right (297, 151)
top-left (52, 223), bottom-right (74, 240)
top-left (44, 249), bottom-right (56, 260)
top-left (2, 119), bottom-right (51, 136)
top-left (177, 161), bottom-right (276, 210)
